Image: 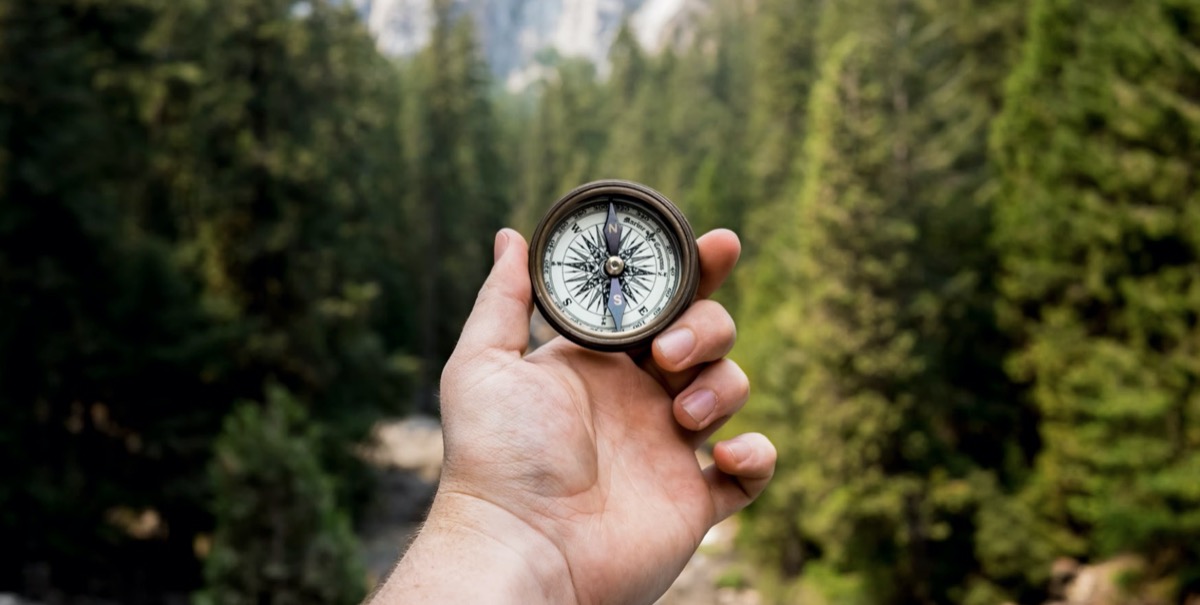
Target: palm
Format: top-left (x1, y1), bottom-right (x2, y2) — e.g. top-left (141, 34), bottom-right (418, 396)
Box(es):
top-left (443, 338), bottom-right (715, 603)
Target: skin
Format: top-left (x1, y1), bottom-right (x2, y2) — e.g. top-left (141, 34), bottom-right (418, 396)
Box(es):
top-left (370, 228), bottom-right (777, 605)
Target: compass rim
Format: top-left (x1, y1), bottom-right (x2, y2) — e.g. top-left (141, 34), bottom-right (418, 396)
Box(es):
top-left (529, 179), bottom-right (701, 352)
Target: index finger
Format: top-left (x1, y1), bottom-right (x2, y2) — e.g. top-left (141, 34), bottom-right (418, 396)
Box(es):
top-left (695, 229), bottom-right (741, 300)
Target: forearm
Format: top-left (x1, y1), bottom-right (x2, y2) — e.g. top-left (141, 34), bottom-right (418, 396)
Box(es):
top-left (368, 490), bottom-right (576, 604)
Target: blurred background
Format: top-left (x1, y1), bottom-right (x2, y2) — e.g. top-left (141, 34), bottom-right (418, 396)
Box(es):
top-left (1, 0), bottom-right (1198, 603)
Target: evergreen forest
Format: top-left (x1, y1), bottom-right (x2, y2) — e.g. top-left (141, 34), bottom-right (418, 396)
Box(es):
top-left (2, 0), bottom-right (1198, 603)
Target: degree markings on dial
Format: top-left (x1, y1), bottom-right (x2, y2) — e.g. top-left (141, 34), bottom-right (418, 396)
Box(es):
top-left (544, 201), bottom-right (680, 333)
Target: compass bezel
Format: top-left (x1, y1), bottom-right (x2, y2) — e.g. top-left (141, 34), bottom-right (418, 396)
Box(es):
top-left (529, 180), bottom-right (700, 352)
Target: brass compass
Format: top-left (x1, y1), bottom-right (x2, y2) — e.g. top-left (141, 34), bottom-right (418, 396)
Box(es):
top-left (528, 180), bottom-right (700, 352)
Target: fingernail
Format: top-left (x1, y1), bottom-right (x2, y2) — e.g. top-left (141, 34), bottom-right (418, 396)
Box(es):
top-left (680, 389), bottom-right (717, 426)
top-left (656, 328), bottom-right (695, 365)
top-left (724, 440), bottom-right (750, 464)
top-left (493, 229), bottom-right (510, 264)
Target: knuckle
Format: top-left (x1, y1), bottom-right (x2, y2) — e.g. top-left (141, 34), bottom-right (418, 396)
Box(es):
top-left (693, 298), bottom-right (725, 317)
top-left (728, 361), bottom-right (751, 400)
top-left (474, 278), bottom-right (498, 307)
top-left (763, 443), bottom-right (779, 468)
top-left (689, 300), bottom-right (737, 352)
top-left (711, 321), bottom-right (737, 357)
top-left (749, 433), bottom-right (777, 462)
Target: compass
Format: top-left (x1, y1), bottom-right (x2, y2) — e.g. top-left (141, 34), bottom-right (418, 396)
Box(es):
top-left (528, 180), bottom-right (700, 352)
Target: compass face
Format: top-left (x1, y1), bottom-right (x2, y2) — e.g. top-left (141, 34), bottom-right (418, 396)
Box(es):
top-left (529, 180), bottom-right (700, 351)
top-left (541, 200), bottom-right (681, 335)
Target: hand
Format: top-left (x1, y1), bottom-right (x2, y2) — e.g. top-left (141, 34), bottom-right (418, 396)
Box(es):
top-left (372, 228), bottom-right (776, 605)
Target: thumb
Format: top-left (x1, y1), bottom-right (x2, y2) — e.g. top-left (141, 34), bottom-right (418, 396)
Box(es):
top-left (453, 228), bottom-right (533, 358)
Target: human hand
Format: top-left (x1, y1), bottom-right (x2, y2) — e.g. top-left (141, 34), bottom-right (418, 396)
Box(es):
top-left (373, 228), bottom-right (776, 605)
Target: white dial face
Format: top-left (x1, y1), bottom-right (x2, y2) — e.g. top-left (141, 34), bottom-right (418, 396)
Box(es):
top-left (542, 199), bottom-right (682, 335)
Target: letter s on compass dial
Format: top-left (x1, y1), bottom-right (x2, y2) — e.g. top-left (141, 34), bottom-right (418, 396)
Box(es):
top-left (528, 180), bottom-right (700, 352)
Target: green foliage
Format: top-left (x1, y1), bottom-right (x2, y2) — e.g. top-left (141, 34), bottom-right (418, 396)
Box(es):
top-left (182, 0), bottom-right (411, 431)
top-left (744, 0), bottom-right (823, 227)
top-left (7, 0), bottom-right (1200, 601)
top-left (972, 477), bottom-right (1082, 590)
top-left (0, 0), bottom-right (231, 592)
top-left (170, 0), bottom-right (416, 535)
top-left (0, 0), bottom-right (415, 597)
top-left (714, 566), bottom-right (750, 590)
top-left (198, 386), bottom-right (365, 605)
top-left (798, 561), bottom-right (874, 605)
top-left (510, 58), bottom-right (608, 233)
top-left (401, 0), bottom-right (509, 409)
top-left (735, 0), bottom-right (1031, 602)
top-left (598, 12), bottom-right (754, 244)
top-left (993, 0), bottom-right (1200, 570)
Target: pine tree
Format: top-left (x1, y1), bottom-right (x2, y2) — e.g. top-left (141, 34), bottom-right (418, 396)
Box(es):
top-left (403, 0), bottom-right (509, 411)
top-left (735, 0), bottom-right (827, 398)
top-left (745, 0), bottom-right (824, 212)
top-left (673, 4), bottom-right (754, 241)
top-left (1, 0), bottom-right (409, 598)
top-left (992, 0), bottom-right (1200, 582)
top-left (0, 0), bottom-right (230, 594)
top-left (598, 26), bottom-right (669, 185)
top-left (163, 0), bottom-right (414, 562)
top-left (737, 0), bottom-right (1029, 602)
top-left (596, 12), bottom-right (755, 250)
top-left (608, 21), bottom-right (647, 112)
top-left (180, 0), bottom-right (409, 436)
top-left (198, 386), bottom-right (365, 605)
top-left (510, 58), bottom-right (608, 233)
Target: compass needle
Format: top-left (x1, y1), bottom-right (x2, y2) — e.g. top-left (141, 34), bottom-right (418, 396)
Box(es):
top-left (605, 202), bottom-right (622, 256)
top-left (607, 277), bottom-right (627, 331)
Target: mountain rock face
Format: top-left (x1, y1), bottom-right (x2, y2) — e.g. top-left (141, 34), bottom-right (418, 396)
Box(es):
top-left (353, 0), bottom-right (705, 89)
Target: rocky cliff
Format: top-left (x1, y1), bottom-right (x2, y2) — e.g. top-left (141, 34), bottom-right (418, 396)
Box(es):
top-left (352, 0), bottom-right (706, 89)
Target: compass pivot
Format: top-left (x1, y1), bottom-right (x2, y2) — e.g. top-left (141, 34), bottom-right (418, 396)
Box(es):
top-left (604, 256), bottom-right (625, 277)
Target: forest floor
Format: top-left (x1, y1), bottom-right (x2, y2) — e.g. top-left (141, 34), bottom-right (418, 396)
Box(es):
top-left (357, 413), bottom-right (763, 605)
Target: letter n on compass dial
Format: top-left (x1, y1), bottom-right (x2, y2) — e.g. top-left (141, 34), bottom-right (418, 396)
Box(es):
top-left (542, 200), bottom-right (681, 335)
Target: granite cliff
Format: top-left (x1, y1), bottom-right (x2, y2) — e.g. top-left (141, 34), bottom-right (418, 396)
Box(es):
top-left (352, 0), bottom-right (706, 89)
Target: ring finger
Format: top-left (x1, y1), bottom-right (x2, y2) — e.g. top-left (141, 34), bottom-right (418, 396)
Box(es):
top-left (673, 359), bottom-right (750, 446)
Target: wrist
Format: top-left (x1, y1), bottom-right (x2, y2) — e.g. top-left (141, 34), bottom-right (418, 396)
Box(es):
top-left (372, 488), bottom-right (576, 604)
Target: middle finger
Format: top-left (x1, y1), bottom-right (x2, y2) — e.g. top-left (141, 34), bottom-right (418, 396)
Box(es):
top-left (640, 299), bottom-right (736, 395)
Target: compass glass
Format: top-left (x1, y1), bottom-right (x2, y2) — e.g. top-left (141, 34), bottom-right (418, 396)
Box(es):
top-left (541, 199), bottom-right (681, 335)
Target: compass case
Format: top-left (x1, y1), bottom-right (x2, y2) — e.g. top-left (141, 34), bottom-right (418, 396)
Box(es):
top-left (528, 179), bottom-right (701, 352)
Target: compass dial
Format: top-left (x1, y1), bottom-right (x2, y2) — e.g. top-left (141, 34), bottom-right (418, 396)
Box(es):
top-left (529, 180), bottom-right (700, 352)
top-left (542, 201), bottom-right (680, 334)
